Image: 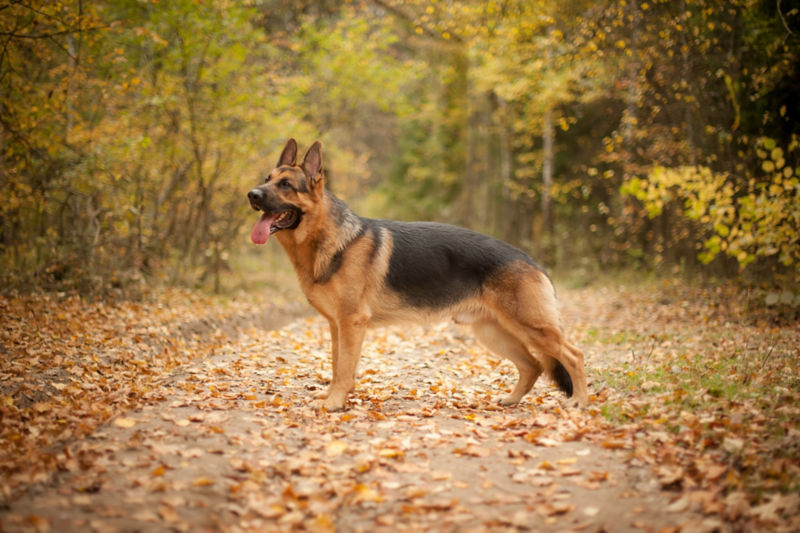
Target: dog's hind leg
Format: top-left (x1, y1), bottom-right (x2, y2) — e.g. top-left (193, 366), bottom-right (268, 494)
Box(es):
top-left (486, 269), bottom-right (589, 405)
top-left (472, 319), bottom-right (543, 405)
top-left (524, 325), bottom-right (588, 405)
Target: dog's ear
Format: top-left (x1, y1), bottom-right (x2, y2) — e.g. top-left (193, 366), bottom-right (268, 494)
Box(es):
top-left (301, 141), bottom-right (323, 187)
top-left (277, 138), bottom-right (298, 167)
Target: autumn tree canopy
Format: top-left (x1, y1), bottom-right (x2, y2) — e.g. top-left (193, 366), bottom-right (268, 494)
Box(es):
top-left (1, 0), bottom-right (798, 295)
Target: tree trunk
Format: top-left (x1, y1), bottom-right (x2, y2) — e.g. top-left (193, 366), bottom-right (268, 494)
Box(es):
top-left (541, 103), bottom-right (554, 250)
top-left (540, 27), bottom-right (556, 263)
top-left (497, 95), bottom-right (513, 239)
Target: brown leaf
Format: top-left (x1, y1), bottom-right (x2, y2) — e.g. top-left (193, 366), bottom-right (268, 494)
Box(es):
top-left (453, 445), bottom-right (490, 458)
top-left (657, 465), bottom-right (685, 487)
top-left (600, 439), bottom-right (627, 449)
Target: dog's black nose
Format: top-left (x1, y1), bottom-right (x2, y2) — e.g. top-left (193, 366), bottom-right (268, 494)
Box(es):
top-left (248, 188), bottom-right (264, 203)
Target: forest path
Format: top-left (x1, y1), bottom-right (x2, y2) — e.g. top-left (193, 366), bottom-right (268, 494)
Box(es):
top-left (2, 283), bottom-right (797, 532)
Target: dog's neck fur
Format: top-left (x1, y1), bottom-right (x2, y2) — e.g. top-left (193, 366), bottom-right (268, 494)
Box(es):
top-left (276, 190), bottom-right (363, 284)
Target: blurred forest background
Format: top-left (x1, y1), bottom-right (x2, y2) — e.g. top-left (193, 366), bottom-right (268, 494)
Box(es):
top-left (1, 0), bottom-right (798, 300)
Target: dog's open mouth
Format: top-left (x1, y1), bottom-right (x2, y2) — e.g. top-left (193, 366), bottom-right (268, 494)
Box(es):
top-left (250, 209), bottom-right (300, 244)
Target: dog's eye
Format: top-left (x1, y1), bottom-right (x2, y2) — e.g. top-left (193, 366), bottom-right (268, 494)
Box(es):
top-left (279, 179), bottom-right (292, 189)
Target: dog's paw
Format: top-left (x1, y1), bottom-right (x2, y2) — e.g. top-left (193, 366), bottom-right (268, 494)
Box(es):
top-left (322, 396), bottom-right (347, 412)
top-left (565, 394), bottom-right (589, 409)
top-left (499, 395), bottom-right (521, 407)
top-left (314, 389), bottom-right (329, 400)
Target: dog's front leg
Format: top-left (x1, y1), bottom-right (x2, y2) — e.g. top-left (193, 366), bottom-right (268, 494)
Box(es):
top-left (315, 319), bottom-right (339, 400)
top-left (323, 314), bottom-right (368, 411)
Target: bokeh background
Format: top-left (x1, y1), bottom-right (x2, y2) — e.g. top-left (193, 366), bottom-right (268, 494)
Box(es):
top-left (1, 0), bottom-right (797, 299)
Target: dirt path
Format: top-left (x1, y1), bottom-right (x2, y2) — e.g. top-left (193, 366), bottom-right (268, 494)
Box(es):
top-left (1, 291), bottom-right (716, 533)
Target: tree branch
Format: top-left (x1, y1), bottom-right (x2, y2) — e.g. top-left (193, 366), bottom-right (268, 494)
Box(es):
top-left (777, 0), bottom-right (795, 41)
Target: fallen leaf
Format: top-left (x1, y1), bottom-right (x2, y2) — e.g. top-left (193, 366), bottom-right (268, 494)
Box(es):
top-left (666, 494), bottom-right (690, 512)
top-left (453, 445), bottom-right (490, 458)
top-left (657, 465), bottom-right (684, 487)
top-left (351, 484), bottom-right (385, 504)
top-left (378, 448), bottom-right (405, 459)
top-left (158, 505), bottom-right (181, 523)
top-left (325, 440), bottom-right (349, 457)
top-left (601, 439), bottom-right (627, 449)
top-left (114, 417), bottom-right (136, 428)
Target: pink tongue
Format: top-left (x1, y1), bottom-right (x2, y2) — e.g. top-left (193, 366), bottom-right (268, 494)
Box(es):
top-left (251, 213), bottom-right (278, 244)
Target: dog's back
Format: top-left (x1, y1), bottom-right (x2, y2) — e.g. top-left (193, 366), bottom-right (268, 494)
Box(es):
top-left (365, 218), bottom-right (543, 309)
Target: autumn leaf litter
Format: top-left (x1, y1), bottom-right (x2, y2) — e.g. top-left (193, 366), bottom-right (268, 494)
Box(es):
top-left (1, 282), bottom-right (799, 532)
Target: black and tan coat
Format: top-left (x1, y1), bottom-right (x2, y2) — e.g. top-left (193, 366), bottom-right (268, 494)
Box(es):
top-left (248, 139), bottom-right (589, 411)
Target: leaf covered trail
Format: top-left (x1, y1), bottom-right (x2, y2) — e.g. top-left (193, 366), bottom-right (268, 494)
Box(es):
top-left (1, 283), bottom-right (798, 532)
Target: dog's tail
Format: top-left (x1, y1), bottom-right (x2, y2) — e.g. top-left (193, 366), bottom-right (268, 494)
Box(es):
top-left (549, 358), bottom-right (573, 397)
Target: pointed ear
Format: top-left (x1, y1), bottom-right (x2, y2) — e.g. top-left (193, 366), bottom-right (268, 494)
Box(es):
top-left (301, 141), bottom-right (323, 184)
top-left (277, 138), bottom-right (298, 167)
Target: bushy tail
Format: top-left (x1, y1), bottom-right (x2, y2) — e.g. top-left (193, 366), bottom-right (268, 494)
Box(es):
top-left (550, 358), bottom-right (573, 398)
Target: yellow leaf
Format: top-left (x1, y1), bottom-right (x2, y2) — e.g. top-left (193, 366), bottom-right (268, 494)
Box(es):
top-left (351, 484), bottom-right (385, 504)
top-left (193, 476), bottom-right (214, 487)
top-left (114, 417), bottom-right (136, 428)
top-left (310, 514), bottom-right (335, 533)
top-left (326, 440), bottom-right (349, 457)
top-left (378, 448), bottom-right (405, 459)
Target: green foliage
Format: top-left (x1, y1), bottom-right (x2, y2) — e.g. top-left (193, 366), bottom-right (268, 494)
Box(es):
top-left (1, 0), bottom-right (312, 291)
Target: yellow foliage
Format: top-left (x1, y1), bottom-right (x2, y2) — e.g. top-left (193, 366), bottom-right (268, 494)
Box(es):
top-left (622, 137), bottom-right (800, 280)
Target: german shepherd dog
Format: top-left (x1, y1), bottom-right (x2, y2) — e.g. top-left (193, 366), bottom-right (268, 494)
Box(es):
top-left (248, 139), bottom-right (588, 411)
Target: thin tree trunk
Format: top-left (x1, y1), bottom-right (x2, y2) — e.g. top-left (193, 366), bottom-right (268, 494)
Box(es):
top-left (541, 28), bottom-right (556, 261)
top-left (542, 103), bottom-right (554, 241)
top-left (498, 96), bottom-right (513, 239)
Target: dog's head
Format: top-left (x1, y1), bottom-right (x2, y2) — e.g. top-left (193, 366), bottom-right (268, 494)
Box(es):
top-left (247, 139), bottom-right (324, 244)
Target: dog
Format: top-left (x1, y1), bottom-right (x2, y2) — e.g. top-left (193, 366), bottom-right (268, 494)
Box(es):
top-left (247, 139), bottom-right (588, 411)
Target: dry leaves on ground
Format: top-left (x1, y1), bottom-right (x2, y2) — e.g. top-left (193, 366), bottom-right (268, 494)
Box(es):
top-left (1, 280), bottom-right (799, 532)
